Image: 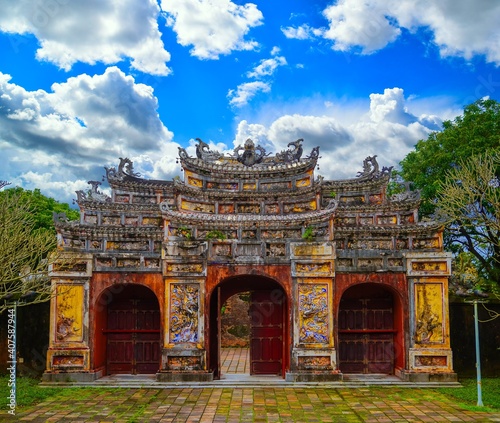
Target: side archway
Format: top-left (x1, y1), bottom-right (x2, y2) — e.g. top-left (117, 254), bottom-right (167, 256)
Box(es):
top-left (337, 282), bottom-right (405, 374)
top-left (94, 284), bottom-right (161, 375)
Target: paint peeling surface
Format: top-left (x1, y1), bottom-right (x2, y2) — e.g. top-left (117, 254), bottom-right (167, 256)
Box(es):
top-left (298, 284), bottom-right (329, 344)
top-left (170, 284), bottom-right (199, 344)
top-left (415, 283), bottom-right (444, 344)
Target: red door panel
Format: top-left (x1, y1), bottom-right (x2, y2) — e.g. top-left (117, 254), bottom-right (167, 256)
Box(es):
top-left (339, 292), bottom-right (394, 374)
top-left (250, 290), bottom-right (283, 375)
top-left (106, 296), bottom-right (160, 375)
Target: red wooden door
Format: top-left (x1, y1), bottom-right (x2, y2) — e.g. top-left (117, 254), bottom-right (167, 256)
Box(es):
top-left (249, 290), bottom-right (284, 375)
top-left (106, 298), bottom-right (160, 374)
top-left (338, 295), bottom-right (394, 374)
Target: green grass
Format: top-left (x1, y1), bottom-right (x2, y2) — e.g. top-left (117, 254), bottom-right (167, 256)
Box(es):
top-left (0, 376), bottom-right (120, 409)
top-left (438, 378), bottom-right (500, 411)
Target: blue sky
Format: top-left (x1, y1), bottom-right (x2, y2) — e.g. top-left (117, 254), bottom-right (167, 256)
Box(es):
top-left (1, 0), bottom-right (499, 203)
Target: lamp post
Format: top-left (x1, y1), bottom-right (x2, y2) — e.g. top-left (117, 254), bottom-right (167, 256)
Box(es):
top-left (466, 299), bottom-right (487, 407)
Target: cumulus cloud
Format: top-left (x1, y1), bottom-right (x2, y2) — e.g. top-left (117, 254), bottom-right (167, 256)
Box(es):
top-left (228, 81), bottom-right (271, 107)
top-left (0, 67), bottom-right (178, 203)
top-left (0, 0), bottom-right (171, 75)
top-left (289, 0), bottom-right (500, 64)
top-left (246, 56), bottom-right (287, 78)
top-left (234, 87), bottom-right (443, 179)
top-left (161, 0), bottom-right (263, 59)
top-left (228, 48), bottom-right (288, 108)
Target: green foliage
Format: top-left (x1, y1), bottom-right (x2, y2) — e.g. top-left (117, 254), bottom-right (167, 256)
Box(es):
top-left (302, 226), bottom-right (315, 241)
top-left (177, 226), bottom-right (193, 240)
top-left (0, 187), bottom-right (77, 310)
top-left (436, 152), bottom-right (500, 289)
top-left (399, 99), bottom-right (500, 216)
top-left (0, 187), bottom-right (78, 232)
top-left (206, 230), bottom-right (227, 240)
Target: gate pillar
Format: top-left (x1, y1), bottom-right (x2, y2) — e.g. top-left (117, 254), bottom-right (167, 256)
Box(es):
top-left (157, 240), bottom-right (213, 382)
top-left (43, 253), bottom-right (94, 382)
top-left (286, 242), bottom-right (342, 382)
top-left (401, 252), bottom-right (457, 382)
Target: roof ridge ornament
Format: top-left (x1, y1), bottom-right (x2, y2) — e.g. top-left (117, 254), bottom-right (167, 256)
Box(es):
top-left (105, 157), bottom-right (140, 181)
top-left (195, 138), bottom-right (223, 162)
top-left (356, 155), bottom-right (393, 179)
top-left (233, 138), bottom-right (268, 166)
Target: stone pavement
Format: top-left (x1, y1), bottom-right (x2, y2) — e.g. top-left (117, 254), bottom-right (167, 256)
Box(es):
top-left (8, 386), bottom-right (500, 423)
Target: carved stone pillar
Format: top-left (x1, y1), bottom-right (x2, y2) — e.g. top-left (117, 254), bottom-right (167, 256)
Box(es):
top-left (402, 252), bottom-right (457, 382)
top-left (157, 241), bottom-right (212, 381)
top-left (286, 242), bottom-right (341, 382)
top-left (43, 253), bottom-right (93, 382)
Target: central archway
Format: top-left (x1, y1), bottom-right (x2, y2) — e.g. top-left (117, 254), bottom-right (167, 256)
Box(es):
top-left (208, 275), bottom-right (289, 379)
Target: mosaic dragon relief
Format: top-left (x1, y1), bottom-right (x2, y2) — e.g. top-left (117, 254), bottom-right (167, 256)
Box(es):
top-left (298, 284), bottom-right (329, 344)
top-left (170, 284), bottom-right (199, 344)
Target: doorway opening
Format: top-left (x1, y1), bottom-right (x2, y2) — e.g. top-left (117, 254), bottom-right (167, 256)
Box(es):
top-left (338, 283), bottom-right (398, 374)
top-left (220, 292), bottom-right (251, 374)
top-left (209, 276), bottom-right (288, 379)
top-left (99, 284), bottom-right (161, 375)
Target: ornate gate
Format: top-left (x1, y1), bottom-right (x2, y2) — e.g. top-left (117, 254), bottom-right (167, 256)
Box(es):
top-left (338, 287), bottom-right (394, 374)
top-left (249, 290), bottom-right (284, 375)
top-left (105, 288), bottom-right (160, 374)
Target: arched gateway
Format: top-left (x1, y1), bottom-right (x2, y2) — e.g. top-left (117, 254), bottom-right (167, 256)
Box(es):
top-left (44, 139), bottom-right (456, 383)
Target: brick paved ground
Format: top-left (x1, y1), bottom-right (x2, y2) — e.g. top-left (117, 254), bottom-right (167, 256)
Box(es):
top-left (6, 386), bottom-right (500, 423)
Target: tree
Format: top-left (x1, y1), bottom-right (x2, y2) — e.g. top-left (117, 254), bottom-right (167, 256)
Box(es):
top-left (0, 186), bottom-right (77, 313)
top-left (399, 98), bottom-right (500, 216)
top-left (436, 152), bottom-right (500, 292)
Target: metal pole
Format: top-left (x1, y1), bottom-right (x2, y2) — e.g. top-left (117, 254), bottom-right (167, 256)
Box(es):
top-left (473, 300), bottom-right (483, 407)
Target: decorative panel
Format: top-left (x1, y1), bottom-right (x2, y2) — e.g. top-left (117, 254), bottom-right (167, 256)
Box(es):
top-left (218, 204), bottom-right (235, 214)
top-left (243, 182), bottom-right (256, 190)
top-left (295, 177), bottom-right (311, 187)
top-left (377, 215), bottom-right (397, 225)
top-left (169, 284), bottom-right (199, 344)
top-left (165, 262), bottom-right (204, 275)
top-left (237, 204), bottom-right (261, 214)
top-left (55, 285), bottom-right (84, 343)
top-left (181, 200), bottom-right (215, 213)
top-left (187, 176), bottom-right (203, 188)
top-left (284, 200), bottom-right (316, 213)
top-left (414, 283), bottom-right (444, 344)
top-left (265, 204), bottom-right (280, 214)
top-left (294, 261), bottom-right (333, 277)
top-left (206, 181), bottom-right (238, 190)
top-left (291, 243), bottom-right (334, 258)
top-left (298, 284), bottom-right (329, 344)
top-left (266, 243), bottom-right (286, 257)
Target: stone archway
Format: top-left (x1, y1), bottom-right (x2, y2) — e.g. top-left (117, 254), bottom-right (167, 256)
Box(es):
top-left (338, 283), bottom-right (402, 374)
top-left (95, 284), bottom-right (161, 375)
top-left (208, 275), bottom-right (289, 379)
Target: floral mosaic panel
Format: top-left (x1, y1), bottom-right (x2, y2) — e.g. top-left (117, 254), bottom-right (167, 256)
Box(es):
top-left (169, 284), bottom-right (199, 344)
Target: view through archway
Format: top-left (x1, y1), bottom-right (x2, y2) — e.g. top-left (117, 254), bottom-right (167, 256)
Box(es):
top-left (209, 276), bottom-right (288, 379)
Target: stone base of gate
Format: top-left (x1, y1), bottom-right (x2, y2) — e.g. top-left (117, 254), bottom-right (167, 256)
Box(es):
top-left (285, 371), bottom-right (343, 382)
top-left (42, 370), bottom-right (104, 383)
top-left (156, 371), bottom-right (214, 382)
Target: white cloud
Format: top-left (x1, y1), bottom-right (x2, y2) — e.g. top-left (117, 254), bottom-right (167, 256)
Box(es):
top-left (161, 0), bottom-right (263, 59)
top-left (228, 81), bottom-right (271, 107)
top-left (281, 24), bottom-right (322, 40)
top-left (0, 67), bottom-right (178, 203)
top-left (234, 87), bottom-right (445, 179)
top-left (0, 0), bottom-right (171, 75)
top-left (294, 0), bottom-right (500, 64)
top-left (322, 0), bottom-right (400, 53)
top-left (246, 56), bottom-right (287, 78)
